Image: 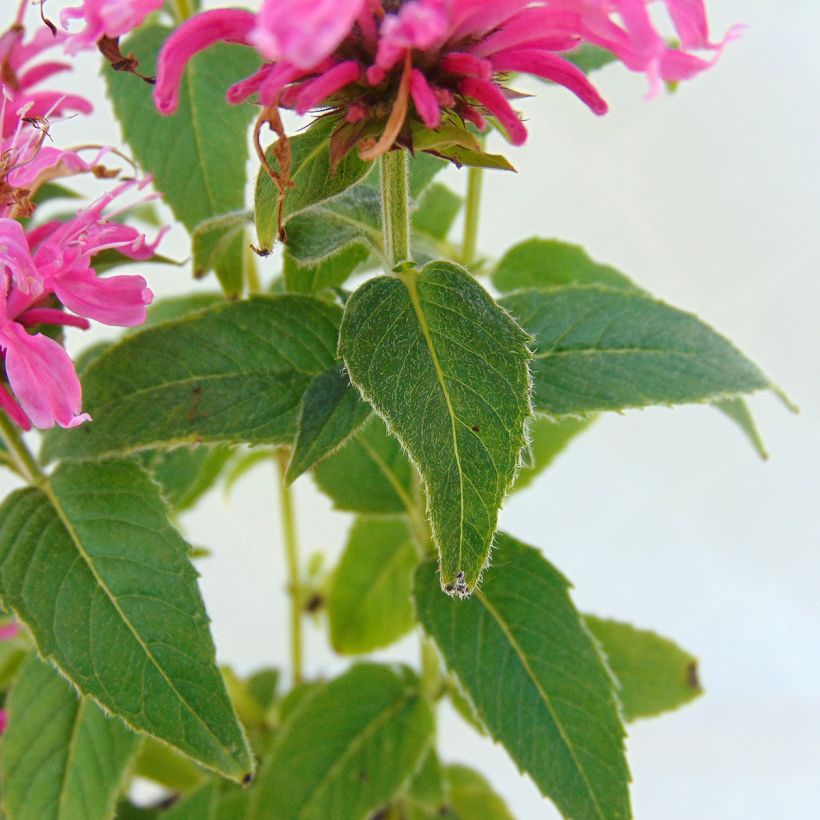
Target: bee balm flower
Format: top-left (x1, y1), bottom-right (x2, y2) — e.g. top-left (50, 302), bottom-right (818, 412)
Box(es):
top-left (155, 0), bottom-right (737, 161)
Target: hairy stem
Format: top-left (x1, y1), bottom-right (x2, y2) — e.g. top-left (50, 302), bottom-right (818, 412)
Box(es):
top-left (276, 451), bottom-right (303, 686)
top-left (462, 160), bottom-right (485, 268)
top-left (380, 150), bottom-right (411, 268)
top-left (0, 413), bottom-right (46, 487)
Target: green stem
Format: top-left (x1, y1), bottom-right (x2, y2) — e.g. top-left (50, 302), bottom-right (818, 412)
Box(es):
top-left (380, 150), bottom-right (411, 268)
top-left (169, 0), bottom-right (196, 23)
top-left (461, 161), bottom-right (485, 269)
top-left (0, 413), bottom-right (46, 487)
top-left (420, 635), bottom-right (442, 703)
top-left (276, 452), bottom-right (303, 686)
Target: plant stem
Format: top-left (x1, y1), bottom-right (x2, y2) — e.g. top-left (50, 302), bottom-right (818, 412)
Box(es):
top-left (420, 635), bottom-right (442, 702)
top-left (380, 150), bottom-right (411, 268)
top-left (0, 413), bottom-right (46, 487)
top-left (461, 162), bottom-right (485, 269)
top-left (276, 451), bottom-right (303, 686)
top-left (169, 0), bottom-right (197, 23)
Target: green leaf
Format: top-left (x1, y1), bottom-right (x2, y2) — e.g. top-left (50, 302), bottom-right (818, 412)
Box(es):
top-left (134, 736), bottom-right (206, 792)
top-left (284, 185), bottom-right (382, 266)
top-left (313, 416), bottom-right (414, 515)
top-left (328, 518), bottom-right (417, 654)
top-left (106, 26), bottom-right (258, 234)
top-left (445, 765), bottom-right (514, 820)
top-left (255, 117), bottom-right (374, 252)
top-left (246, 668), bottom-right (281, 713)
top-left (141, 444), bottom-right (233, 513)
top-left (585, 617), bottom-right (703, 722)
top-left (512, 415), bottom-right (594, 493)
top-left (402, 749), bottom-right (448, 819)
top-left (446, 676), bottom-right (486, 736)
top-left (286, 366), bottom-right (371, 483)
top-left (412, 182), bottom-right (462, 243)
top-left (492, 239), bottom-right (636, 293)
top-left (0, 460), bottom-right (253, 780)
top-left (415, 533), bottom-right (631, 819)
top-left (433, 145), bottom-right (516, 171)
top-left (340, 261), bottom-right (532, 595)
top-left (249, 664), bottom-right (433, 820)
top-left (143, 293), bottom-right (224, 327)
top-left (1, 654), bottom-right (140, 820)
top-left (42, 296), bottom-right (341, 463)
top-left (714, 397), bottom-right (769, 460)
top-left (283, 245), bottom-right (370, 295)
top-left (502, 285), bottom-right (772, 417)
top-left (192, 211), bottom-right (253, 299)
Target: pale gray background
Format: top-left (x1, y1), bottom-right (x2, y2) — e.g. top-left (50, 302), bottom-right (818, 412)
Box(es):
top-left (3, 0), bottom-right (818, 817)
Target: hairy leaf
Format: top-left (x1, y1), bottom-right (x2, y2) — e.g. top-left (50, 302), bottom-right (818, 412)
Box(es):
top-left (192, 211), bottom-right (253, 299)
top-left (141, 444), bottom-right (233, 513)
top-left (401, 750), bottom-right (448, 818)
top-left (106, 26), bottom-right (257, 234)
top-left (286, 365), bottom-right (371, 483)
top-left (313, 416), bottom-right (414, 515)
top-left (134, 737), bottom-right (206, 792)
top-left (445, 765), bottom-right (514, 820)
top-left (341, 261), bottom-right (532, 595)
top-left (0, 460), bottom-right (252, 780)
top-left (284, 185), bottom-right (382, 266)
top-left (502, 285), bottom-right (772, 417)
top-left (249, 664), bottom-right (433, 819)
top-left (1, 654), bottom-right (139, 820)
top-left (328, 518), bottom-right (417, 654)
top-left (255, 117), bottom-right (373, 251)
top-left (283, 245), bottom-right (370, 295)
top-left (415, 533), bottom-right (631, 819)
top-left (43, 297), bottom-right (340, 462)
top-left (585, 617), bottom-right (703, 721)
top-left (492, 239), bottom-right (636, 293)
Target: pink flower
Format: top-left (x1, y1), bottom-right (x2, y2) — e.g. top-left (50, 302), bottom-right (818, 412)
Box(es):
top-left (59, 0), bottom-right (165, 54)
top-left (0, 622), bottom-right (20, 641)
top-left (251, 0), bottom-right (369, 70)
top-left (0, 709), bottom-right (7, 735)
top-left (154, 0), bottom-right (737, 158)
top-left (0, 23), bottom-right (93, 138)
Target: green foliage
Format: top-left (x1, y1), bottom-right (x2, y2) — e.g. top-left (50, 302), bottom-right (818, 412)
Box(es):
top-left (714, 397), bottom-right (769, 459)
top-left (564, 45), bottom-right (619, 74)
top-left (106, 26), bottom-right (257, 239)
top-left (492, 238), bottom-right (636, 293)
top-left (43, 297), bottom-right (341, 462)
top-left (286, 366), bottom-right (371, 483)
top-left (328, 518), bottom-right (417, 654)
top-left (134, 736), bottom-right (207, 792)
top-left (446, 764), bottom-right (514, 820)
top-left (586, 617), bottom-right (703, 721)
top-left (249, 664), bottom-right (433, 819)
top-left (340, 261), bottom-right (532, 595)
top-left (141, 444), bottom-right (233, 513)
top-left (502, 285), bottom-right (772, 417)
top-left (313, 416), bottom-right (414, 515)
top-left (412, 182), bottom-right (462, 243)
top-left (283, 244), bottom-right (370, 295)
top-left (1, 654), bottom-right (140, 820)
top-left (415, 533), bottom-right (631, 819)
top-left (0, 460), bottom-right (252, 780)
top-left (255, 117), bottom-right (374, 251)
top-left (191, 212), bottom-right (253, 299)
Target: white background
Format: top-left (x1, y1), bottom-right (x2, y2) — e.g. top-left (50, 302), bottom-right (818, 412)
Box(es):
top-left (3, 0), bottom-right (819, 817)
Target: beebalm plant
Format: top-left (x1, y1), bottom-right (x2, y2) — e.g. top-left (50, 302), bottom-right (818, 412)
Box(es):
top-left (0, 0), bottom-right (788, 818)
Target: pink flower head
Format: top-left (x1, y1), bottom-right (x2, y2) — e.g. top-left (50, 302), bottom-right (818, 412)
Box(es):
top-left (59, 0), bottom-right (165, 54)
top-left (0, 23), bottom-right (93, 138)
top-left (251, 0), bottom-right (368, 70)
top-left (155, 0), bottom-right (738, 158)
top-left (0, 174), bottom-right (160, 430)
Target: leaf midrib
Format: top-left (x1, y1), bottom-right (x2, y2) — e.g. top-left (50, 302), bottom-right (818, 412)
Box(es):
top-left (39, 477), bottom-right (240, 775)
top-left (298, 692), bottom-right (414, 817)
top-left (400, 272), bottom-right (466, 576)
top-left (474, 587), bottom-right (608, 820)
